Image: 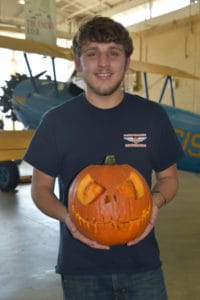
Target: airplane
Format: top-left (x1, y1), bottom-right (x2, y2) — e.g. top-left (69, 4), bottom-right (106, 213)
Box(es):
top-left (0, 35), bottom-right (199, 192)
top-left (128, 61), bottom-right (200, 174)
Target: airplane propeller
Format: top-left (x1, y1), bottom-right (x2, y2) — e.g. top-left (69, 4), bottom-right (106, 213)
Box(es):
top-left (0, 73), bottom-right (28, 120)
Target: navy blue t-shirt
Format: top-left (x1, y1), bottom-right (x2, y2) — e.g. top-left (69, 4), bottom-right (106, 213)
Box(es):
top-left (24, 92), bottom-right (184, 275)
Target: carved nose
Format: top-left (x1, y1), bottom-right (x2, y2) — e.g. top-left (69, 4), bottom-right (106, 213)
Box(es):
top-left (104, 194), bottom-right (119, 204)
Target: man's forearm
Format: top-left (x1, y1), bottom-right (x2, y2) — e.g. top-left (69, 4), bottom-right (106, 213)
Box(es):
top-left (152, 175), bottom-right (179, 209)
top-left (31, 186), bottom-right (68, 223)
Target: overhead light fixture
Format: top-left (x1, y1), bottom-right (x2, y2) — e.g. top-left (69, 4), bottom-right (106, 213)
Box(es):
top-left (18, 0), bottom-right (25, 4)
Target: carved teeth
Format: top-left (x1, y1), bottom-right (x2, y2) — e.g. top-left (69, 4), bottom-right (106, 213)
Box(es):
top-left (71, 204), bottom-right (150, 230)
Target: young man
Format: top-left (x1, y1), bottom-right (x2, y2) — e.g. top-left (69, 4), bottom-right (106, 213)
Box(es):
top-left (24, 16), bottom-right (184, 300)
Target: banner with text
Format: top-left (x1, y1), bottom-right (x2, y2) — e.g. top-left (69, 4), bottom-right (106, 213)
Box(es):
top-left (25, 0), bottom-right (56, 45)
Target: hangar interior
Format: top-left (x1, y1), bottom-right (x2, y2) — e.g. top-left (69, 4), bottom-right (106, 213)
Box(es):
top-left (0, 1), bottom-right (200, 300)
top-left (0, 0), bottom-right (200, 115)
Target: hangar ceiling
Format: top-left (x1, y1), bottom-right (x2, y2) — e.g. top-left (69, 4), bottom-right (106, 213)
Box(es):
top-left (0, 0), bottom-right (199, 39)
top-left (1, 0), bottom-right (141, 37)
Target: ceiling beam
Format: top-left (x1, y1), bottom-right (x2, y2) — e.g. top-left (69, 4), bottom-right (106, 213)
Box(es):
top-left (127, 3), bottom-right (200, 32)
top-left (102, 0), bottom-right (148, 17)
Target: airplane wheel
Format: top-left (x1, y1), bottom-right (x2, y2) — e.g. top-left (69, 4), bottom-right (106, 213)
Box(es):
top-left (0, 161), bottom-right (20, 192)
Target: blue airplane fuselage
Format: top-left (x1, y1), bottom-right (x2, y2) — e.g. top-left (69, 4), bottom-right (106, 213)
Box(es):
top-left (11, 79), bottom-right (200, 173)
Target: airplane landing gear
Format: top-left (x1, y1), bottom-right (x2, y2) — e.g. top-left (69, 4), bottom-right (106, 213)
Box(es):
top-left (0, 161), bottom-right (20, 192)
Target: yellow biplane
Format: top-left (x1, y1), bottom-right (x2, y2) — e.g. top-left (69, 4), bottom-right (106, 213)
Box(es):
top-left (0, 35), bottom-right (199, 191)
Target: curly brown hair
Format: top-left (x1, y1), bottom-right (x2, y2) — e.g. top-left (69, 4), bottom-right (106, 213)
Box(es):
top-left (72, 16), bottom-right (134, 58)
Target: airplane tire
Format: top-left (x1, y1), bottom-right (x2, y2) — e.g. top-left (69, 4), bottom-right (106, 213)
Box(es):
top-left (0, 161), bottom-right (20, 192)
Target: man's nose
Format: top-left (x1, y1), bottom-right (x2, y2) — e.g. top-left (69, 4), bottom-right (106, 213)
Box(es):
top-left (98, 53), bottom-right (110, 67)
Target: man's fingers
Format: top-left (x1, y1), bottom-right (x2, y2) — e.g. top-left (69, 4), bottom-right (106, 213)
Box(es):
top-left (127, 223), bottom-right (154, 246)
top-left (65, 214), bottom-right (110, 250)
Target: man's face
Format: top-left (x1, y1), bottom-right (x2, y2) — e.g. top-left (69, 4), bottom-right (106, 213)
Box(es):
top-left (75, 42), bottom-right (130, 97)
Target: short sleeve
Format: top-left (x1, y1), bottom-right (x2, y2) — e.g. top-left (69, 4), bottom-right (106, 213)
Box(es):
top-left (152, 106), bottom-right (184, 172)
top-left (24, 111), bottom-right (61, 177)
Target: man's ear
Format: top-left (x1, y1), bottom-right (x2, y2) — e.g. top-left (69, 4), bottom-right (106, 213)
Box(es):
top-left (74, 55), bottom-right (82, 72)
top-left (125, 57), bottom-right (131, 72)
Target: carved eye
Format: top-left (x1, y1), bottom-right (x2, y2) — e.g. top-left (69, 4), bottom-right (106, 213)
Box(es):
top-left (117, 172), bottom-right (145, 199)
top-left (77, 174), bottom-right (105, 205)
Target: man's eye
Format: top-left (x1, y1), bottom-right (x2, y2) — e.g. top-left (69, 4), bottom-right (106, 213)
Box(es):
top-left (110, 51), bottom-right (120, 57)
top-left (86, 52), bottom-right (96, 57)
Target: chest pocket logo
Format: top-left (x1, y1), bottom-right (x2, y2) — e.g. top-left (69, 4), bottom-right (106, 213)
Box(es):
top-left (123, 133), bottom-right (147, 148)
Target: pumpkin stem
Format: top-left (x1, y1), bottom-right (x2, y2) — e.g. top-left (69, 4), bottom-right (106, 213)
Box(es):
top-left (104, 155), bottom-right (116, 165)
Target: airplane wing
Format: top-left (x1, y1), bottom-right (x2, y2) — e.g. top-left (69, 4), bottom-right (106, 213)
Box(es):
top-left (0, 130), bottom-right (35, 161)
top-left (0, 35), bottom-right (199, 80)
top-left (0, 35), bottom-right (73, 60)
top-left (129, 60), bottom-right (200, 80)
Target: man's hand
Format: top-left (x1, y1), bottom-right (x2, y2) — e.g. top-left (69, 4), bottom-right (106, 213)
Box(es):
top-left (65, 213), bottom-right (110, 250)
top-left (127, 202), bottom-right (159, 246)
top-left (127, 164), bottom-right (179, 246)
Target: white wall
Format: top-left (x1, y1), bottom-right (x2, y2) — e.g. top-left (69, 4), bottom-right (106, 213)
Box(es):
top-left (130, 15), bottom-right (200, 114)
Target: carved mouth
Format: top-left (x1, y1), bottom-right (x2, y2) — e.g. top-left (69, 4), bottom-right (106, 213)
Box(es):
top-left (70, 204), bottom-right (151, 245)
top-left (70, 204), bottom-right (151, 229)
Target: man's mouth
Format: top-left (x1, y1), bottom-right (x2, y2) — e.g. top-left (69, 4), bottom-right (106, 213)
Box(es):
top-left (95, 72), bottom-right (112, 79)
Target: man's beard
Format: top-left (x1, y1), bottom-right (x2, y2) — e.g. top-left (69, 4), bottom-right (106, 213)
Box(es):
top-left (85, 77), bottom-right (123, 96)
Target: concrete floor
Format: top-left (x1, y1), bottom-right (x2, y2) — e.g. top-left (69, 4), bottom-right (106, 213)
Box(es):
top-left (0, 164), bottom-right (200, 300)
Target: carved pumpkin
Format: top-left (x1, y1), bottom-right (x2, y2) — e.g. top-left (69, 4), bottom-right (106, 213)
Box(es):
top-left (68, 155), bottom-right (152, 246)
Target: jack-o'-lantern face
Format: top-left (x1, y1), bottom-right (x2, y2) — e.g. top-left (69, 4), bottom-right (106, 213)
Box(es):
top-left (68, 155), bottom-right (152, 246)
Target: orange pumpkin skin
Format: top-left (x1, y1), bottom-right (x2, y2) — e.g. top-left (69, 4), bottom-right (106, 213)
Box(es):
top-left (68, 156), bottom-right (152, 246)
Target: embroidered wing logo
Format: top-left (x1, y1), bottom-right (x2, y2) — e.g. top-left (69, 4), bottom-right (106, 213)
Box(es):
top-left (123, 134), bottom-right (147, 148)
